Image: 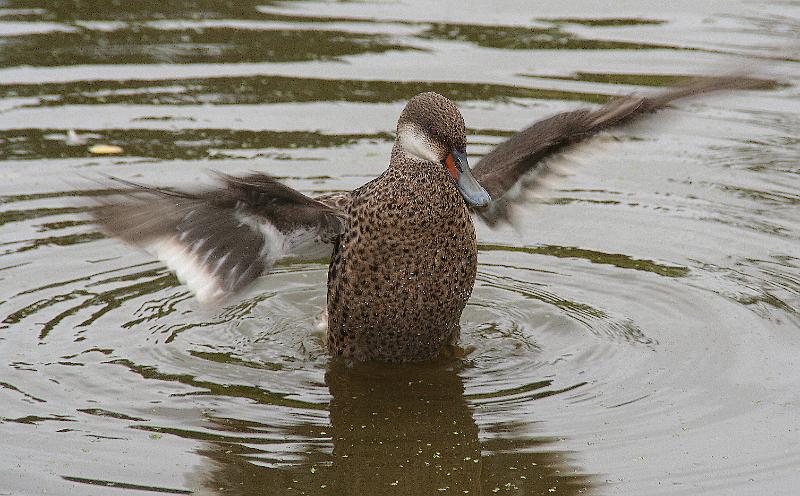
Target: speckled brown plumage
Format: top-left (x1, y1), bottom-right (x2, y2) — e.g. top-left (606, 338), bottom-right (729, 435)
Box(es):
top-left (323, 93), bottom-right (477, 362)
top-left (326, 143), bottom-right (477, 362)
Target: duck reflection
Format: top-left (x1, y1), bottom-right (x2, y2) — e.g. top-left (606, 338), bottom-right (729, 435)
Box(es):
top-left (190, 359), bottom-right (592, 495)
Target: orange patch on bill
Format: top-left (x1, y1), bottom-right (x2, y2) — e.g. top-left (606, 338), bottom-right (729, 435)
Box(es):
top-left (445, 154), bottom-right (458, 180)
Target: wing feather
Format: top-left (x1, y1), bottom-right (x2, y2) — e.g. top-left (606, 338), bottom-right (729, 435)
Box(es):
top-left (92, 174), bottom-right (348, 303)
top-left (471, 74), bottom-right (774, 225)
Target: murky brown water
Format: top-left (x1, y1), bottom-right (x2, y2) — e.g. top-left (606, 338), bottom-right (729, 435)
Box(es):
top-left (1, 1), bottom-right (799, 494)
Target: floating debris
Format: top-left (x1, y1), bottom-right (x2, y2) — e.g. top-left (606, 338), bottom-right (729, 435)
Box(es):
top-left (88, 144), bottom-right (123, 155)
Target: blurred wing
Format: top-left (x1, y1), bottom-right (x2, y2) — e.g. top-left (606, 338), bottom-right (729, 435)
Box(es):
top-left (471, 75), bottom-right (772, 226)
top-left (92, 173), bottom-right (348, 303)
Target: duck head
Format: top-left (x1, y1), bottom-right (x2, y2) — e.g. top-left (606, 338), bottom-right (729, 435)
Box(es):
top-left (396, 92), bottom-right (492, 208)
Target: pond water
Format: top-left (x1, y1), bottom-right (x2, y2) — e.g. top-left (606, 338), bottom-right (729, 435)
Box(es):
top-left (1, 1), bottom-right (799, 494)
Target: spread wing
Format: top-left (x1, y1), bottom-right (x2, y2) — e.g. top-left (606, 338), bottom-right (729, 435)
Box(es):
top-left (92, 173), bottom-right (348, 303)
top-left (471, 75), bottom-right (772, 225)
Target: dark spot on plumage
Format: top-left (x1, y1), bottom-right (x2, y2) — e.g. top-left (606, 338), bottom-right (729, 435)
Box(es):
top-left (315, 91), bottom-right (480, 362)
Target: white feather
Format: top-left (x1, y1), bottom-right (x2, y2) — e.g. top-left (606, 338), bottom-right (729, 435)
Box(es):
top-left (236, 212), bottom-right (335, 263)
top-left (145, 214), bottom-right (337, 303)
top-left (147, 237), bottom-right (226, 304)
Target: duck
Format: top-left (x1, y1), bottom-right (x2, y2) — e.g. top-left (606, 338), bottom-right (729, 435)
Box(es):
top-left (93, 75), bottom-right (764, 362)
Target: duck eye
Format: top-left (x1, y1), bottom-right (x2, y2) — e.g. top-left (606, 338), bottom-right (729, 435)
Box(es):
top-left (429, 126), bottom-right (439, 137)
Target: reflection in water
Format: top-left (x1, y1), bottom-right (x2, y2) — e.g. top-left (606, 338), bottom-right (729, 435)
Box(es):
top-left (419, 23), bottom-right (677, 50)
top-left (0, 128), bottom-right (393, 161)
top-left (191, 360), bottom-right (592, 495)
top-left (1, 1), bottom-right (292, 21)
top-left (2, 266), bottom-right (175, 339)
top-left (479, 243), bottom-right (689, 278)
top-left (0, 75), bottom-right (613, 109)
top-left (521, 72), bottom-right (779, 88)
top-left (0, 27), bottom-right (414, 66)
top-left (536, 18), bottom-right (667, 27)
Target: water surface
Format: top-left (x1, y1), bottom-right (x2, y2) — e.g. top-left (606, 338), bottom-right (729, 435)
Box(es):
top-left (1, 1), bottom-right (799, 495)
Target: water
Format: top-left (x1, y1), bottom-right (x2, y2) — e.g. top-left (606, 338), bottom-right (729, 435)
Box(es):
top-left (1, 1), bottom-right (799, 494)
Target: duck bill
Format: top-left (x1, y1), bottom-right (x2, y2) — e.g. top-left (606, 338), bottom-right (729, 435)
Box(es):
top-left (444, 149), bottom-right (492, 208)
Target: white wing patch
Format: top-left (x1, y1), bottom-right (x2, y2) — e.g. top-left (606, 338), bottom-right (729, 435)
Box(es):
top-left (147, 237), bottom-right (227, 303)
top-left (144, 215), bottom-right (337, 303)
top-left (236, 213), bottom-right (335, 263)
